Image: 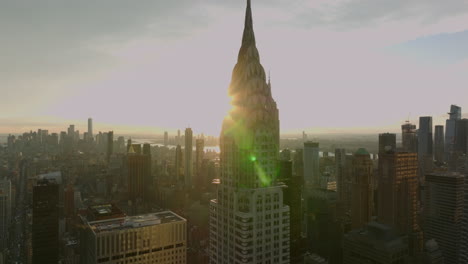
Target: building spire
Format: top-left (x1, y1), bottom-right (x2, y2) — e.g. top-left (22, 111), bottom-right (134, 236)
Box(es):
top-left (242, 0), bottom-right (255, 46)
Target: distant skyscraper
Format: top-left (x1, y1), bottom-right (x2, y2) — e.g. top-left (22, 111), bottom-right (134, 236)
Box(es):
top-left (418, 116), bottom-right (433, 159)
top-left (0, 180), bottom-right (11, 249)
top-left (378, 133), bottom-right (396, 154)
top-left (175, 145), bottom-right (183, 182)
top-left (445, 104), bottom-right (461, 157)
top-left (210, 1), bottom-right (290, 262)
top-left (184, 128), bottom-right (193, 188)
top-left (304, 141), bottom-right (320, 188)
top-left (195, 138), bottom-right (204, 188)
top-left (351, 148), bottom-right (373, 229)
top-left (434, 125), bottom-right (444, 163)
top-left (418, 117), bottom-right (434, 184)
top-left (177, 129), bottom-right (181, 145)
top-left (425, 172), bottom-right (464, 264)
top-left (335, 148), bottom-right (350, 210)
top-left (32, 179), bottom-right (59, 264)
top-left (107, 131), bottom-right (113, 162)
top-left (88, 118), bottom-right (93, 140)
top-left (68, 124), bottom-right (75, 137)
top-left (81, 209), bottom-right (187, 264)
top-left (378, 151), bottom-right (422, 255)
top-left (164, 131), bottom-right (169, 147)
top-left (401, 122), bottom-right (417, 152)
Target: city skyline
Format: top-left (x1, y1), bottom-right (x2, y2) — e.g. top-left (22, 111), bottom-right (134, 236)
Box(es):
top-left (2, 1), bottom-right (468, 135)
top-left (2, 1), bottom-right (468, 263)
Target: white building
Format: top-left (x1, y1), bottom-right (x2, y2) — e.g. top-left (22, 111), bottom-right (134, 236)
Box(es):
top-left (81, 211), bottom-right (186, 264)
top-left (209, 1), bottom-right (290, 263)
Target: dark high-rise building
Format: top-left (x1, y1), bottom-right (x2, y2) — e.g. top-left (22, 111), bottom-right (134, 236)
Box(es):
top-left (378, 151), bottom-right (422, 255)
top-left (107, 131), bottom-right (114, 162)
top-left (351, 148), bottom-right (373, 229)
top-left (425, 172), bottom-right (464, 264)
top-left (454, 119), bottom-right (468, 154)
top-left (127, 144), bottom-right (151, 203)
top-left (445, 105), bottom-right (461, 157)
top-left (143, 143), bottom-right (153, 201)
top-left (0, 180), bottom-right (11, 249)
top-left (401, 122), bottom-right (417, 152)
top-left (418, 116), bottom-right (434, 184)
top-left (278, 160), bottom-right (303, 263)
top-left (378, 133), bottom-right (396, 154)
top-left (460, 183), bottom-right (468, 263)
top-left (335, 148), bottom-right (351, 214)
top-left (418, 116), bottom-right (433, 159)
top-left (184, 128), bottom-right (193, 188)
top-left (32, 179), bottom-right (59, 264)
top-left (304, 141), bottom-right (320, 188)
top-left (195, 138), bottom-right (204, 189)
top-left (175, 145), bottom-right (183, 182)
top-left (434, 125), bottom-right (444, 163)
top-left (209, 1), bottom-right (290, 262)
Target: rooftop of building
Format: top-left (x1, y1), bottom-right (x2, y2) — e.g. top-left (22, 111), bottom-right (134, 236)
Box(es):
top-left (427, 171), bottom-right (464, 178)
top-left (37, 171), bottom-right (62, 184)
top-left (304, 141), bottom-right (319, 148)
top-left (355, 148), bottom-right (369, 155)
top-left (88, 211), bottom-right (185, 234)
top-left (86, 204), bottom-right (126, 222)
top-left (345, 222), bottom-right (407, 251)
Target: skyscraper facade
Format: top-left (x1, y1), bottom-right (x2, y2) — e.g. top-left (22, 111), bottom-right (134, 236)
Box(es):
top-left (378, 151), bottom-right (422, 255)
top-left (0, 180), bottom-right (11, 249)
top-left (418, 116), bottom-right (433, 160)
top-left (445, 105), bottom-right (461, 157)
top-left (425, 172), bottom-right (464, 264)
top-left (195, 138), bottom-right (205, 189)
top-left (434, 125), bottom-right (444, 163)
top-left (351, 148), bottom-right (373, 229)
top-left (335, 148), bottom-right (346, 203)
top-left (304, 141), bottom-right (320, 188)
top-left (127, 144), bottom-right (151, 203)
top-left (107, 131), bottom-right (114, 162)
top-left (455, 119), bottom-right (468, 154)
top-left (401, 122), bottom-right (417, 153)
top-left (460, 183), bottom-right (468, 263)
top-left (175, 145), bottom-right (183, 183)
top-left (209, 1), bottom-right (290, 263)
top-left (184, 128), bottom-right (193, 188)
top-left (81, 210), bottom-right (187, 264)
top-left (32, 179), bottom-right (59, 264)
top-left (164, 131), bottom-right (169, 147)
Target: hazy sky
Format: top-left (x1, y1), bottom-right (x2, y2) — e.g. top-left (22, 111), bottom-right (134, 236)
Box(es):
top-left (2, 0), bottom-right (468, 136)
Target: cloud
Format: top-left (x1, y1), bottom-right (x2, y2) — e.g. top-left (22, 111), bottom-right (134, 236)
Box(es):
top-left (288, 0), bottom-right (468, 29)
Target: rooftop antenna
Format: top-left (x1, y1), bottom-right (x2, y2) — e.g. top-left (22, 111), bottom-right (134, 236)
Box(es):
top-left (406, 112), bottom-right (411, 123)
